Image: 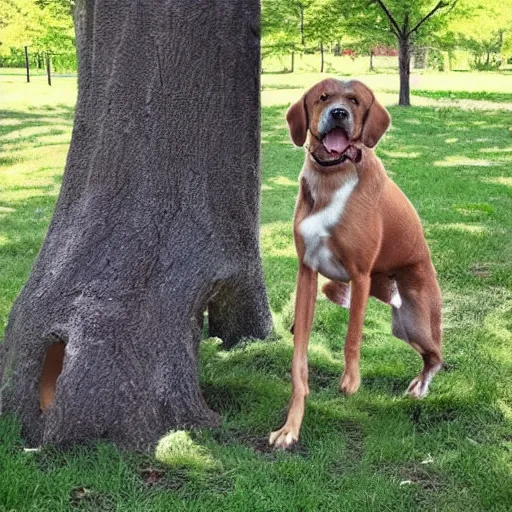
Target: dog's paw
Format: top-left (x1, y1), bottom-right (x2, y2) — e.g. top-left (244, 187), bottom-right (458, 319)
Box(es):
top-left (406, 364), bottom-right (441, 399)
top-left (340, 370), bottom-right (361, 396)
top-left (269, 426), bottom-right (299, 450)
top-left (406, 377), bottom-right (428, 399)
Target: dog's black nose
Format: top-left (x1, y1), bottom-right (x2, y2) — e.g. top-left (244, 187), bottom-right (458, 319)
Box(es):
top-left (331, 108), bottom-right (349, 120)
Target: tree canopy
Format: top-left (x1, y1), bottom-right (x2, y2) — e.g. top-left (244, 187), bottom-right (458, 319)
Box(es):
top-left (0, 0), bottom-right (74, 56)
top-left (443, 0), bottom-right (512, 68)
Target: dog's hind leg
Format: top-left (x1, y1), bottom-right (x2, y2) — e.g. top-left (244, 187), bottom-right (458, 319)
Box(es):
top-left (322, 280), bottom-right (352, 308)
top-left (393, 264), bottom-right (443, 399)
top-left (323, 273), bottom-right (400, 309)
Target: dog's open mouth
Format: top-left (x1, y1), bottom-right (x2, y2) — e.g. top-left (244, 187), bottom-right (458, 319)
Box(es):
top-left (313, 127), bottom-right (361, 166)
top-left (322, 127), bottom-right (350, 156)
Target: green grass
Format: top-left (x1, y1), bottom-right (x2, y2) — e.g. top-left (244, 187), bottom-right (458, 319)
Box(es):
top-left (1, 69), bottom-right (512, 511)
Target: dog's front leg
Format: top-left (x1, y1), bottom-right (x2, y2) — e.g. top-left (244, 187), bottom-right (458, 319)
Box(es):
top-left (340, 275), bottom-right (371, 396)
top-left (269, 263), bottom-right (317, 449)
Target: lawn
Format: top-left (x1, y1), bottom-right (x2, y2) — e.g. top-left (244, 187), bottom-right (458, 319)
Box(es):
top-left (1, 68), bottom-right (512, 511)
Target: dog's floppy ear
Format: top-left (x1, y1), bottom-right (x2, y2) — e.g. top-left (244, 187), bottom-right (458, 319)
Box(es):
top-left (361, 96), bottom-right (390, 148)
top-left (286, 94), bottom-right (308, 147)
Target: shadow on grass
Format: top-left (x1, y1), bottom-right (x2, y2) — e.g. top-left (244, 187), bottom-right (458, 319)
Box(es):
top-left (0, 106), bottom-right (74, 131)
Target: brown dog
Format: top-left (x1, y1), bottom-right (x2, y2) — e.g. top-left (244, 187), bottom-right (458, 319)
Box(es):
top-left (269, 79), bottom-right (443, 449)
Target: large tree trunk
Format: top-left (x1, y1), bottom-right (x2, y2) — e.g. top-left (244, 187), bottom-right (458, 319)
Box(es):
top-left (0, 0), bottom-right (272, 449)
top-left (299, 4), bottom-right (304, 46)
top-left (398, 37), bottom-right (411, 106)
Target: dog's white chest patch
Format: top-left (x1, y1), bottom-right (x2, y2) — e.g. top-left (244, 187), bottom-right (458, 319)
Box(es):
top-left (299, 174), bottom-right (358, 281)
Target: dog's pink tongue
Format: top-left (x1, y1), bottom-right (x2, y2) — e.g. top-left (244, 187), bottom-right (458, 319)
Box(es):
top-left (323, 128), bottom-right (349, 154)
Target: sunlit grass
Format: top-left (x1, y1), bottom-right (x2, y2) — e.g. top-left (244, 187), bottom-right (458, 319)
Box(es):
top-left (1, 69), bottom-right (512, 510)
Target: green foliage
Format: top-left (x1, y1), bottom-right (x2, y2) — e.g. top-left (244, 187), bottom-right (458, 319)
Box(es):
top-left (303, 0), bottom-right (344, 44)
top-left (155, 431), bottom-right (218, 473)
top-left (503, 32), bottom-right (512, 59)
top-left (442, 0), bottom-right (512, 70)
top-left (427, 48), bottom-right (446, 70)
top-left (0, 0), bottom-right (75, 67)
top-left (262, 0), bottom-right (308, 57)
top-left (340, 0), bottom-right (459, 44)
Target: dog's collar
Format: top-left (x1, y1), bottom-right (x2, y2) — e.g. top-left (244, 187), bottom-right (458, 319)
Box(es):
top-left (310, 152), bottom-right (349, 167)
top-left (309, 147), bottom-right (362, 168)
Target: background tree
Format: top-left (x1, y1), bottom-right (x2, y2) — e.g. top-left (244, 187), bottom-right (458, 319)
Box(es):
top-left (331, 5), bottom-right (395, 71)
top-left (445, 0), bottom-right (512, 70)
top-left (0, 0), bottom-right (75, 70)
top-left (262, 0), bottom-right (317, 71)
top-left (305, 0), bottom-right (344, 72)
top-left (343, 0), bottom-right (459, 106)
top-left (0, 0), bottom-right (272, 449)
top-left (503, 32), bottom-right (512, 63)
top-left (0, 0), bottom-right (45, 51)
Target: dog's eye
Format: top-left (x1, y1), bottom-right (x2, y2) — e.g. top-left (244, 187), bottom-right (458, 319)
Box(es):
top-left (320, 93), bottom-right (329, 102)
top-left (348, 97), bottom-right (359, 106)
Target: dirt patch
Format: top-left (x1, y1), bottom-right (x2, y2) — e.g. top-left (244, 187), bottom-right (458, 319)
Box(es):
top-left (399, 463), bottom-right (446, 492)
top-left (69, 487), bottom-right (115, 511)
top-left (209, 426), bottom-right (309, 459)
top-left (471, 264), bottom-right (491, 278)
top-left (308, 366), bottom-right (338, 390)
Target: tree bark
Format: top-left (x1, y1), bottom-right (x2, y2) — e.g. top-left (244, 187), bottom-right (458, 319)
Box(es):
top-left (24, 46), bottom-right (30, 83)
top-left (291, 51), bottom-right (294, 73)
top-left (298, 4), bottom-right (304, 46)
top-left (0, 0), bottom-right (272, 449)
top-left (369, 50), bottom-right (374, 72)
top-left (398, 37), bottom-right (411, 106)
top-left (320, 42), bottom-right (324, 73)
top-left (45, 53), bottom-right (51, 86)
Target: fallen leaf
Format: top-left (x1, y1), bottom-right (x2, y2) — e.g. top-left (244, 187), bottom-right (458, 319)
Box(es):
top-left (139, 468), bottom-right (165, 486)
top-left (471, 264), bottom-right (491, 278)
top-left (70, 487), bottom-right (91, 500)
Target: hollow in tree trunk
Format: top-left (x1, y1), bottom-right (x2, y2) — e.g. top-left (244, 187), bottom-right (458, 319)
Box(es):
top-left (398, 37), bottom-right (411, 106)
top-left (0, 0), bottom-right (272, 449)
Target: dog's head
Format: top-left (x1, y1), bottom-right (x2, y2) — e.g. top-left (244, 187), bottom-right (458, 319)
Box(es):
top-left (286, 79), bottom-right (390, 166)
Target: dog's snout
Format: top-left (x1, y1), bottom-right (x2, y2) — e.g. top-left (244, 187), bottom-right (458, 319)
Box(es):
top-left (330, 108), bottom-right (349, 120)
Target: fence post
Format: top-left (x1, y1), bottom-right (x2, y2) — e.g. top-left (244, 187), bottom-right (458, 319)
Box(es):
top-left (24, 46), bottom-right (30, 83)
top-left (46, 53), bottom-right (52, 86)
